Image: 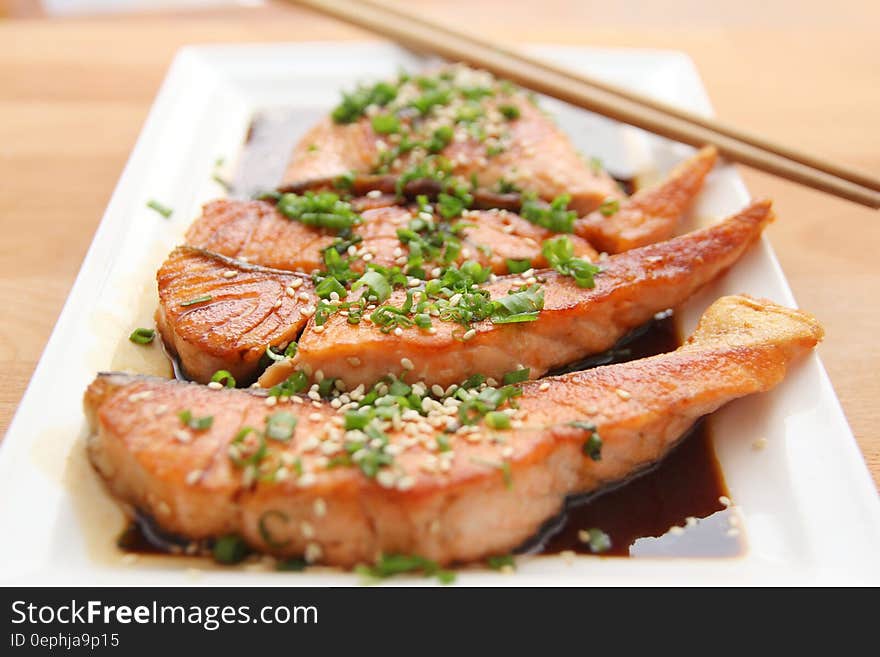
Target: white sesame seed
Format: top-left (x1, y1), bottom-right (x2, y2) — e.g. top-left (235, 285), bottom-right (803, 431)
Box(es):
top-left (309, 412), bottom-right (323, 422)
top-left (173, 429), bottom-right (191, 444)
top-left (301, 305), bottom-right (315, 317)
top-left (538, 382), bottom-right (550, 391)
top-left (393, 327), bottom-right (404, 337)
top-left (273, 299), bottom-right (282, 308)
top-left (289, 278), bottom-right (303, 289)
top-left (462, 329), bottom-right (476, 341)
top-left (185, 470), bottom-right (202, 485)
top-left (615, 388), bottom-right (631, 400)
top-left (304, 542), bottom-right (322, 563)
top-left (366, 189), bottom-right (382, 198)
top-left (285, 286), bottom-right (296, 297)
top-left (669, 526), bottom-right (685, 536)
top-left (301, 521), bottom-right (315, 538)
top-left (207, 381), bottom-right (223, 390)
top-left (222, 270), bottom-right (238, 279)
top-left (265, 396), bottom-right (278, 407)
top-left (298, 472), bottom-right (316, 487)
top-left (313, 498), bottom-right (327, 517)
top-left (377, 470), bottom-right (397, 488)
top-left (362, 253), bottom-right (374, 262)
top-left (127, 390), bottom-right (153, 403)
top-left (719, 495), bottom-right (732, 507)
top-left (400, 357), bottom-right (415, 370)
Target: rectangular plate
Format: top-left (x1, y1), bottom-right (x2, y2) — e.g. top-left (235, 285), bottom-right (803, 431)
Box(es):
top-left (2, 43), bottom-right (878, 586)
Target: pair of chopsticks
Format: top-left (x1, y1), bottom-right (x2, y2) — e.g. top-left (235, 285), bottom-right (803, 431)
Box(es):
top-left (287, 0), bottom-right (880, 209)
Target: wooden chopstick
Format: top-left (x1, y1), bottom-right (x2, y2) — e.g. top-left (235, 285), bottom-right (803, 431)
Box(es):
top-left (356, 0), bottom-right (880, 195)
top-left (288, 0), bottom-right (880, 209)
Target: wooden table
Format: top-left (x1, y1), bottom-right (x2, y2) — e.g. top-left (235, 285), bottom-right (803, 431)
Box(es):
top-left (1, 1), bottom-right (878, 488)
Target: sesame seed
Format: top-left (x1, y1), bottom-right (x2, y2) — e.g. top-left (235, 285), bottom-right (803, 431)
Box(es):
top-left (285, 286), bottom-right (296, 297)
top-left (538, 382), bottom-right (550, 391)
top-left (173, 429), bottom-right (191, 444)
top-left (309, 412), bottom-right (323, 422)
top-left (304, 542), bottom-right (322, 563)
top-left (301, 305), bottom-right (315, 317)
top-left (157, 501), bottom-right (171, 516)
top-left (376, 470), bottom-right (397, 488)
top-left (615, 388), bottom-right (631, 400)
top-left (298, 473), bottom-right (316, 487)
top-left (431, 384), bottom-right (445, 397)
top-left (289, 278), bottom-right (303, 289)
top-left (127, 391), bottom-right (153, 403)
top-left (273, 299), bottom-right (282, 309)
top-left (393, 327), bottom-right (403, 337)
top-left (669, 526), bottom-right (685, 536)
top-left (207, 381), bottom-right (223, 390)
top-left (222, 270), bottom-right (238, 279)
top-left (312, 325), bottom-right (325, 334)
top-left (298, 291), bottom-right (311, 302)
top-left (362, 253), bottom-right (374, 262)
top-left (719, 495), bottom-right (731, 507)
top-left (301, 521), bottom-right (315, 538)
top-left (400, 357), bottom-right (415, 370)
top-left (396, 475), bottom-right (415, 491)
top-left (462, 329), bottom-right (476, 341)
top-left (313, 498), bottom-right (327, 517)
top-left (366, 189), bottom-right (382, 198)
top-left (185, 470), bottom-right (202, 485)
top-left (265, 396), bottom-right (278, 407)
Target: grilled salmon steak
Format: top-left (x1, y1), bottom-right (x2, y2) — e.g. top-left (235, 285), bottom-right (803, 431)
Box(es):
top-left (261, 200), bottom-right (774, 390)
top-left (282, 64), bottom-right (623, 215)
top-left (574, 145), bottom-right (717, 253)
top-left (155, 247), bottom-right (316, 385)
top-left (85, 295), bottom-right (823, 567)
top-left (185, 199), bottom-right (598, 276)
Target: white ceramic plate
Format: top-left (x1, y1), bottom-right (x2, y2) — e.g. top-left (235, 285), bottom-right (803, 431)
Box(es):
top-left (2, 43), bottom-right (878, 586)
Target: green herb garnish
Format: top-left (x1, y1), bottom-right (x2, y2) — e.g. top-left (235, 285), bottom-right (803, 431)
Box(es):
top-left (542, 236), bottom-right (601, 288)
top-left (276, 191), bottom-right (363, 231)
top-left (265, 412), bottom-right (297, 442)
top-left (178, 409), bottom-right (213, 431)
top-left (128, 327), bottom-right (155, 345)
top-left (520, 193), bottom-right (577, 233)
top-left (180, 295), bottom-right (212, 307)
top-left (356, 553), bottom-right (455, 585)
top-left (598, 197), bottom-right (620, 217)
top-left (213, 535), bottom-right (249, 564)
top-left (210, 369), bottom-right (236, 388)
top-left (569, 421), bottom-right (602, 461)
top-left (146, 199), bottom-right (173, 219)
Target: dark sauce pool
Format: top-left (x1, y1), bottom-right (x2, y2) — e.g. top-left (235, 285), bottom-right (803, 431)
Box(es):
top-left (118, 111), bottom-right (741, 562)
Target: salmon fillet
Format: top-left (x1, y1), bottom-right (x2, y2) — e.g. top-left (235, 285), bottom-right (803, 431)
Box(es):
top-left (185, 198), bottom-right (597, 275)
top-left (283, 64), bottom-right (623, 215)
top-left (155, 247), bottom-right (316, 385)
top-left (261, 200), bottom-right (774, 390)
top-left (575, 145), bottom-right (718, 253)
top-left (85, 295), bottom-right (823, 566)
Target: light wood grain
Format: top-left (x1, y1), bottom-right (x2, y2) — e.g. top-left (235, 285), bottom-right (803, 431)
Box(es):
top-left (0, 0), bottom-right (878, 488)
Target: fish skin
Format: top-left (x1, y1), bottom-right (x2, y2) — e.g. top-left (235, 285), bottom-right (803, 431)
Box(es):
top-left (575, 146), bottom-right (718, 253)
top-left (262, 200), bottom-right (774, 390)
top-left (155, 246), bottom-right (316, 385)
top-left (84, 294), bottom-right (823, 566)
top-left (184, 199), bottom-right (597, 275)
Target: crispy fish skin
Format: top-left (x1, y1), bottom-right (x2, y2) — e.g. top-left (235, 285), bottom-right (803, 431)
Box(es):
top-left (265, 200), bottom-right (774, 390)
top-left (156, 247), bottom-right (317, 385)
top-left (85, 295), bottom-right (823, 566)
top-left (575, 146), bottom-right (718, 253)
top-left (284, 97), bottom-right (623, 216)
top-left (185, 199), bottom-right (597, 275)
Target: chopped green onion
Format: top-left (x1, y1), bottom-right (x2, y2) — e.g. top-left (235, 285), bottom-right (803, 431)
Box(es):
top-left (542, 236), bottom-right (601, 288)
top-left (332, 81), bottom-right (398, 124)
top-left (276, 558), bottom-right (307, 572)
top-left (570, 421), bottom-right (602, 461)
top-left (498, 104), bottom-right (520, 120)
top-left (258, 509), bottom-right (291, 548)
top-left (487, 554), bottom-right (516, 570)
top-left (584, 528), bottom-right (612, 554)
top-left (265, 412), bottom-right (297, 442)
top-left (146, 199), bottom-right (173, 219)
top-left (210, 370), bottom-right (236, 388)
top-left (178, 409), bottom-right (213, 431)
top-left (598, 197), bottom-right (620, 217)
top-left (520, 193), bottom-right (576, 233)
top-left (128, 327), bottom-right (155, 345)
top-left (355, 553), bottom-right (455, 585)
top-left (228, 426), bottom-right (266, 467)
top-left (505, 258), bottom-right (532, 274)
top-left (371, 113), bottom-right (400, 134)
top-left (352, 269), bottom-right (392, 303)
top-left (502, 368), bottom-right (530, 385)
top-left (180, 295), bottom-right (212, 307)
top-left (484, 411), bottom-right (511, 430)
top-left (276, 191), bottom-right (362, 231)
top-left (213, 534), bottom-right (249, 564)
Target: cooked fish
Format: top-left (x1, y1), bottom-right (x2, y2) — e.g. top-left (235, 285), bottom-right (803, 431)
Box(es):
top-left (85, 295), bottom-right (823, 566)
top-left (185, 199), bottom-right (597, 275)
top-left (155, 247), bottom-right (316, 385)
top-left (262, 200), bottom-right (774, 390)
top-left (283, 64), bottom-right (623, 215)
top-left (575, 145), bottom-right (718, 253)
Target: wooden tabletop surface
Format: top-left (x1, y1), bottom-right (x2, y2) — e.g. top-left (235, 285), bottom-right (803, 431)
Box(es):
top-left (1, 0), bottom-right (878, 488)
